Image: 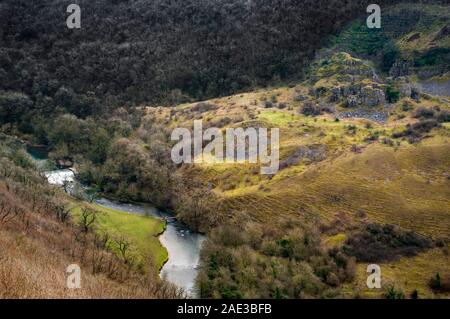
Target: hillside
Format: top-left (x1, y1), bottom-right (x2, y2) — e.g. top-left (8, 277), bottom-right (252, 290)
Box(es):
top-left (144, 2), bottom-right (450, 298)
top-left (0, 0), bottom-right (403, 114)
top-left (0, 135), bottom-right (179, 298)
top-left (0, 1), bottom-right (449, 299)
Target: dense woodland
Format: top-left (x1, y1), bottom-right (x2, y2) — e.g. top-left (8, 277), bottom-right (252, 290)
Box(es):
top-left (1, 0), bottom-right (411, 115)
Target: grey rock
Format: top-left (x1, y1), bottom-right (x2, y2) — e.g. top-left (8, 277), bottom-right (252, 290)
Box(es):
top-left (294, 94), bottom-right (308, 102)
top-left (361, 86), bottom-right (385, 107)
top-left (338, 110), bottom-right (389, 123)
top-left (389, 59), bottom-right (411, 78)
top-left (345, 95), bottom-right (360, 108)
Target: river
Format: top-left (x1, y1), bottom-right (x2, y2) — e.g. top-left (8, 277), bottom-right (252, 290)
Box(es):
top-left (27, 147), bottom-right (205, 297)
top-left (93, 197), bottom-right (205, 297)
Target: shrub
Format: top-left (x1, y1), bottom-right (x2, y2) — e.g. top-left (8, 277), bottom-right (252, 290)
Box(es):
top-left (429, 273), bottom-right (441, 290)
top-left (428, 273), bottom-right (450, 292)
top-left (414, 48), bottom-right (450, 67)
top-left (386, 86), bottom-right (400, 103)
top-left (413, 107), bottom-right (450, 123)
top-left (197, 221), bottom-right (355, 298)
top-left (277, 102), bottom-right (287, 109)
top-left (392, 119), bottom-right (440, 143)
top-left (364, 131), bottom-right (381, 142)
top-left (191, 102), bottom-right (218, 113)
top-left (342, 223), bottom-right (433, 262)
top-left (413, 107), bottom-right (435, 119)
top-left (264, 101), bottom-right (274, 108)
top-left (381, 137), bottom-right (395, 147)
top-left (402, 101), bottom-right (413, 112)
top-left (382, 41), bottom-right (400, 72)
top-left (301, 101), bottom-right (322, 116)
top-left (385, 286), bottom-right (405, 299)
top-left (410, 119), bottom-right (440, 133)
top-left (315, 87), bottom-right (328, 97)
top-left (346, 125), bottom-right (357, 135)
top-left (436, 109), bottom-right (450, 123)
top-left (0, 92), bottom-right (33, 126)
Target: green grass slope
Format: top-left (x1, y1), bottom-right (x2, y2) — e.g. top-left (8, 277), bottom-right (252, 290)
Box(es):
top-left (71, 201), bottom-right (168, 273)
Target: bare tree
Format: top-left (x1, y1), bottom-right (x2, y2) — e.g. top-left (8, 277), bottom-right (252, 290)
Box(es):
top-left (94, 231), bottom-right (110, 249)
top-left (62, 180), bottom-right (71, 193)
top-left (79, 207), bottom-right (97, 232)
top-left (53, 200), bottom-right (73, 223)
top-left (0, 194), bottom-right (25, 226)
top-left (175, 185), bottom-right (223, 232)
top-left (112, 236), bottom-right (135, 265)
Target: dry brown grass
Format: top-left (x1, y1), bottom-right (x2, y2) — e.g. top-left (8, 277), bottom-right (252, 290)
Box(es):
top-left (0, 177), bottom-right (182, 299)
top-left (347, 246), bottom-right (450, 299)
top-left (0, 229), bottom-right (183, 298)
top-left (211, 137), bottom-right (450, 238)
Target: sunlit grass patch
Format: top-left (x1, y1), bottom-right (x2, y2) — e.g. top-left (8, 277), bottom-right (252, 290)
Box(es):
top-left (350, 246), bottom-right (450, 299)
top-left (71, 202), bottom-right (168, 273)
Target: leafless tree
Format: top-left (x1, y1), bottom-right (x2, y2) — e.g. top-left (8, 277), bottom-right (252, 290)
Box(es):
top-left (53, 201), bottom-right (73, 223)
top-left (113, 236), bottom-right (135, 265)
top-left (0, 195), bottom-right (24, 226)
top-left (79, 207), bottom-right (97, 232)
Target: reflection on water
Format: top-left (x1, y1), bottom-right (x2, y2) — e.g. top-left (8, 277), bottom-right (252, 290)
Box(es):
top-left (43, 169), bottom-right (205, 297)
top-left (159, 225), bottom-right (205, 297)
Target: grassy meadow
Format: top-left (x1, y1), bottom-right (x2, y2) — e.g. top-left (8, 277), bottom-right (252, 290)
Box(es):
top-left (70, 200), bottom-right (168, 273)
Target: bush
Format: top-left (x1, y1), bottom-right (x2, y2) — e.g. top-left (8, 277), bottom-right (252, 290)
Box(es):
top-left (413, 107), bottom-right (450, 123)
top-left (401, 101), bottom-right (413, 112)
top-left (392, 119), bottom-right (440, 143)
top-left (382, 41), bottom-right (400, 72)
top-left (264, 101), bottom-right (274, 108)
top-left (382, 137), bottom-right (395, 147)
top-left (437, 110), bottom-right (450, 123)
top-left (414, 48), bottom-right (450, 67)
top-left (428, 273), bottom-right (450, 292)
top-left (0, 92), bottom-right (33, 126)
top-left (301, 101), bottom-right (322, 116)
top-left (343, 223), bottom-right (433, 262)
top-left (409, 119), bottom-right (440, 134)
top-left (386, 86), bottom-right (400, 103)
top-left (364, 131), bottom-right (381, 142)
top-left (197, 220), bottom-right (355, 298)
top-left (385, 286), bottom-right (405, 299)
top-left (413, 107), bottom-right (435, 119)
top-left (191, 102), bottom-right (218, 113)
top-left (429, 273), bottom-right (441, 290)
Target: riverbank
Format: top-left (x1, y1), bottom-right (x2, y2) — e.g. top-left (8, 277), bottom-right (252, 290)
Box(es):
top-left (70, 199), bottom-right (169, 273)
top-left (26, 141), bottom-right (205, 296)
top-left (93, 197), bottom-right (206, 297)
top-left (25, 145), bottom-right (169, 273)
